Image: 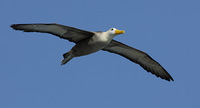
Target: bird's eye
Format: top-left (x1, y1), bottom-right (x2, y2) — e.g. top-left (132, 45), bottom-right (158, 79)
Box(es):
top-left (111, 28), bottom-right (114, 31)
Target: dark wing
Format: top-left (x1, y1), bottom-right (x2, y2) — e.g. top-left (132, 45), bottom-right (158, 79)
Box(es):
top-left (10, 23), bottom-right (95, 43)
top-left (102, 40), bottom-right (174, 81)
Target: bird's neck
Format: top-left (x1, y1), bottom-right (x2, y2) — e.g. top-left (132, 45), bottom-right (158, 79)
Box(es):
top-left (104, 32), bottom-right (115, 42)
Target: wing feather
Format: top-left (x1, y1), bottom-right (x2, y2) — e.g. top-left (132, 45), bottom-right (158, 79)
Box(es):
top-left (102, 40), bottom-right (174, 81)
top-left (10, 23), bottom-right (95, 43)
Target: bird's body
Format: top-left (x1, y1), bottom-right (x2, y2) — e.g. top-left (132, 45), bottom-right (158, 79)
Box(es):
top-left (72, 32), bottom-right (111, 57)
top-left (61, 32), bottom-right (111, 64)
top-left (10, 23), bottom-right (174, 81)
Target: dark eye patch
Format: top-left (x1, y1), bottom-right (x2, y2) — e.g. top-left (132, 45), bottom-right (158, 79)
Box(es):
top-left (111, 28), bottom-right (114, 31)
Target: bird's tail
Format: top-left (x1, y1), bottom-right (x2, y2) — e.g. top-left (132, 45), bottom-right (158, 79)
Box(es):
top-left (61, 51), bottom-right (73, 65)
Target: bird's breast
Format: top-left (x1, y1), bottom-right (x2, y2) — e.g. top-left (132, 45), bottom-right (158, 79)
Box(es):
top-left (71, 37), bottom-right (109, 57)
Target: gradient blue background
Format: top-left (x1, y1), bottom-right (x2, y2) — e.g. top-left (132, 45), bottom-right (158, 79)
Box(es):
top-left (1, 0), bottom-right (200, 108)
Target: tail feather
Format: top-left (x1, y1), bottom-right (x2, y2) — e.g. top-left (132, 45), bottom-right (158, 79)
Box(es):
top-left (61, 51), bottom-right (73, 65)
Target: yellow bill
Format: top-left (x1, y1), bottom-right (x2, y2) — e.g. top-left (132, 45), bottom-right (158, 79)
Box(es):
top-left (115, 29), bottom-right (125, 34)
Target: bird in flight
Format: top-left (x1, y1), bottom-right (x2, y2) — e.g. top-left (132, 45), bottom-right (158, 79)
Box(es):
top-left (10, 23), bottom-right (174, 81)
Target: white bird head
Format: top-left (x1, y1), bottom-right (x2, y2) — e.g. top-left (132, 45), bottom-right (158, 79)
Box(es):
top-left (107, 28), bottom-right (125, 37)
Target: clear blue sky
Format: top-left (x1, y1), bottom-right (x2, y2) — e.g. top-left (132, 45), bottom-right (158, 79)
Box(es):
top-left (1, 0), bottom-right (200, 108)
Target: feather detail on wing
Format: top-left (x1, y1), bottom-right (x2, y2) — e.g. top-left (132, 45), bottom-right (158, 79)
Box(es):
top-left (10, 23), bottom-right (95, 43)
top-left (102, 40), bottom-right (174, 81)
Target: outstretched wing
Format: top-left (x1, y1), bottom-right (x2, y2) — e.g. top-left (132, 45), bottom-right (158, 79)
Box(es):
top-left (10, 23), bottom-right (95, 43)
top-left (102, 40), bottom-right (174, 81)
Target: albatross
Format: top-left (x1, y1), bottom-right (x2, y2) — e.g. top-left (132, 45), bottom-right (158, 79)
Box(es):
top-left (10, 23), bottom-right (174, 81)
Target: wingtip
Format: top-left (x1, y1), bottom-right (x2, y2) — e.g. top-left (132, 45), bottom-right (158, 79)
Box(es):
top-left (170, 77), bottom-right (174, 82)
top-left (165, 76), bottom-right (174, 82)
top-left (10, 24), bottom-right (18, 29)
top-left (160, 74), bottom-right (174, 82)
top-left (166, 73), bottom-right (174, 82)
top-left (10, 24), bottom-right (15, 28)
